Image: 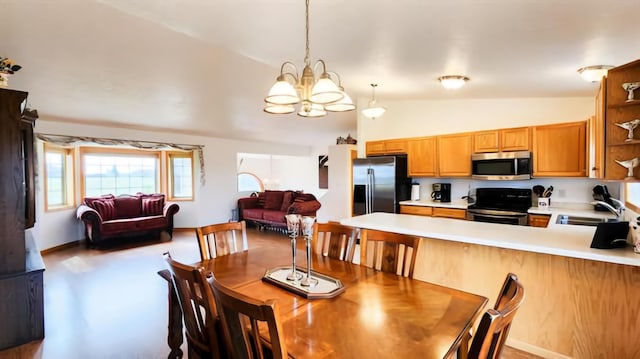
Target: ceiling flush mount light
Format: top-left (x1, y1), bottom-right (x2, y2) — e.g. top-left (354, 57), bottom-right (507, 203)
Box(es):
top-left (263, 0), bottom-right (355, 118)
top-left (361, 84), bottom-right (387, 120)
top-left (577, 65), bottom-right (615, 83)
top-left (438, 75), bottom-right (469, 90)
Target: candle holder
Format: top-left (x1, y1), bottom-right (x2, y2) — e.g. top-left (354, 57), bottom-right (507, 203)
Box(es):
top-left (285, 214), bottom-right (303, 281)
top-left (300, 216), bottom-right (318, 287)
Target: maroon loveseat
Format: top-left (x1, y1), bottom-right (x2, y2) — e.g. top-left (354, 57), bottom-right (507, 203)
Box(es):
top-left (76, 193), bottom-right (180, 246)
top-left (237, 190), bottom-right (321, 229)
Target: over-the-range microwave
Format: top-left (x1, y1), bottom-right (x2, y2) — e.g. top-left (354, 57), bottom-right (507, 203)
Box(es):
top-left (471, 151), bottom-right (532, 180)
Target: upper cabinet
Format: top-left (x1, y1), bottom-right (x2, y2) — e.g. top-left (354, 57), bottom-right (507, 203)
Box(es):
top-left (437, 133), bottom-right (473, 177)
top-left (590, 79), bottom-right (606, 179)
top-left (407, 137), bottom-right (437, 177)
top-left (603, 59), bottom-right (640, 180)
top-left (366, 139), bottom-right (408, 156)
top-left (533, 121), bottom-right (587, 177)
top-left (473, 127), bottom-right (530, 153)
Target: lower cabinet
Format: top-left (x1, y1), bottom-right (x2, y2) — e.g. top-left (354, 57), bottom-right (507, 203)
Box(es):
top-left (528, 214), bottom-right (551, 228)
top-left (400, 205), bottom-right (433, 216)
top-left (400, 205), bottom-right (466, 220)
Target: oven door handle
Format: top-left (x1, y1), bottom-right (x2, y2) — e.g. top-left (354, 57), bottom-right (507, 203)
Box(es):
top-left (470, 212), bottom-right (528, 220)
top-left (467, 209), bottom-right (528, 217)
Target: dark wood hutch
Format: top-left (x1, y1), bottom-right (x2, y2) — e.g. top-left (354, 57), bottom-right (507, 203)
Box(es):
top-left (0, 88), bottom-right (44, 349)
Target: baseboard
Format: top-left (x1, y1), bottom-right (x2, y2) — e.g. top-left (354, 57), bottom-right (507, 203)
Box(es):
top-left (173, 227), bottom-right (195, 233)
top-left (40, 240), bottom-right (80, 255)
top-left (507, 338), bottom-right (573, 359)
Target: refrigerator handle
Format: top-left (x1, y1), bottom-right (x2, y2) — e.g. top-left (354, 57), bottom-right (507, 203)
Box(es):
top-left (366, 168), bottom-right (374, 214)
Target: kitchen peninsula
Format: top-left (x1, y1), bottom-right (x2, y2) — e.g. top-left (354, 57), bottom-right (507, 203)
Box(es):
top-left (341, 212), bottom-right (640, 359)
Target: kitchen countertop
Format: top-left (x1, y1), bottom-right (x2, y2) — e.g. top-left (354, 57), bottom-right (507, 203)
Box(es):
top-left (399, 199), bottom-right (469, 209)
top-left (341, 212), bottom-right (639, 267)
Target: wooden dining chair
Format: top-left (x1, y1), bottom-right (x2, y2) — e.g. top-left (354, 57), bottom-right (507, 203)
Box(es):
top-left (196, 220), bottom-right (249, 261)
top-left (312, 221), bottom-right (358, 262)
top-left (207, 273), bottom-right (289, 359)
top-left (359, 228), bottom-right (421, 278)
top-left (466, 273), bottom-right (525, 359)
top-left (163, 252), bottom-right (226, 359)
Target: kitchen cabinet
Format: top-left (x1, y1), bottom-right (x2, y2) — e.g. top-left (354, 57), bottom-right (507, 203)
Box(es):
top-left (528, 214), bottom-right (551, 228)
top-left (590, 80), bottom-right (606, 179)
top-left (532, 121), bottom-right (587, 177)
top-left (473, 127), bottom-right (530, 153)
top-left (604, 59), bottom-right (640, 180)
top-left (407, 137), bottom-right (437, 176)
top-left (399, 205), bottom-right (466, 220)
top-left (432, 207), bottom-right (466, 219)
top-left (400, 205), bottom-right (433, 216)
top-left (365, 139), bottom-right (407, 156)
top-left (437, 133), bottom-right (473, 177)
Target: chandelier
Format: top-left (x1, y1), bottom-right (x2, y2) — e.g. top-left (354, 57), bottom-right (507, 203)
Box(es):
top-left (263, 0), bottom-right (355, 118)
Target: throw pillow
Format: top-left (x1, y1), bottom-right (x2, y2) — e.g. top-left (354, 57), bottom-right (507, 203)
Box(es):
top-left (280, 191), bottom-right (294, 212)
top-left (93, 199), bottom-right (116, 221)
top-left (142, 197), bottom-right (164, 216)
top-left (264, 190), bottom-right (284, 210)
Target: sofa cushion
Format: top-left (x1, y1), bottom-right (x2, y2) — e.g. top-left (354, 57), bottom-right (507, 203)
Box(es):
top-left (288, 200), bottom-right (321, 214)
top-left (101, 216), bottom-right (167, 236)
top-left (262, 210), bottom-right (285, 223)
top-left (280, 191), bottom-right (295, 212)
top-left (113, 195), bottom-right (142, 219)
top-left (93, 199), bottom-right (116, 221)
top-left (242, 208), bottom-right (265, 220)
top-left (257, 192), bottom-right (266, 207)
top-left (264, 190), bottom-right (284, 210)
top-left (84, 194), bottom-right (115, 207)
top-left (141, 194), bottom-right (165, 216)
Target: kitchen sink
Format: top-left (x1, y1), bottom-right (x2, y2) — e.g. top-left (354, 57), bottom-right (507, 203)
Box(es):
top-left (555, 214), bottom-right (618, 227)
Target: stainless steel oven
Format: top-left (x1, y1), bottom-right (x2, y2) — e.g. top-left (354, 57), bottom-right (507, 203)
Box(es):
top-left (466, 208), bottom-right (529, 226)
top-left (466, 188), bottom-right (532, 226)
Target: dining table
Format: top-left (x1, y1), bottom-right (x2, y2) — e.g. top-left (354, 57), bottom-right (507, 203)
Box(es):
top-left (159, 245), bottom-right (488, 359)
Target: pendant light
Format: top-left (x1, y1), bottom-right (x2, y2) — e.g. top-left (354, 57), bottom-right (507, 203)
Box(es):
top-left (361, 84), bottom-right (386, 120)
top-left (263, 0), bottom-right (355, 117)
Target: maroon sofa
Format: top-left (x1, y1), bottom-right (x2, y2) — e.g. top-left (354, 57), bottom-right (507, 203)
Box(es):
top-left (238, 190), bottom-right (321, 229)
top-left (76, 193), bottom-right (180, 246)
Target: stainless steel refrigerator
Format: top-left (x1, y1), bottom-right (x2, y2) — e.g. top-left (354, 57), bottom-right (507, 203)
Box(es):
top-left (353, 156), bottom-right (411, 215)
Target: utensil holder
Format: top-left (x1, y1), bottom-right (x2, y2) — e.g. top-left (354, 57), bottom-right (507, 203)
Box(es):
top-left (537, 197), bottom-right (550, 210)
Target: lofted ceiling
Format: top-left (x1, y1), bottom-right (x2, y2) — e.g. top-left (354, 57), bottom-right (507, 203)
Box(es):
top-left (1, 0), bottom-right (639, 147)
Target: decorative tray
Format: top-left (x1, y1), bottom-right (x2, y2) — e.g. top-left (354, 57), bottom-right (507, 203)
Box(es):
top-left (262, 266), bottom-right (345, 299)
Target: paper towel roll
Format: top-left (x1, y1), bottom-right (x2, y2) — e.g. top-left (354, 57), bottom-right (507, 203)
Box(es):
top-left (411, 184), bottom-right (420, 201)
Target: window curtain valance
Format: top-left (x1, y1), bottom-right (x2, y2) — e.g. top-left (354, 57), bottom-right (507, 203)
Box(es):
top-left (35, 133), bottom-right (206, 186)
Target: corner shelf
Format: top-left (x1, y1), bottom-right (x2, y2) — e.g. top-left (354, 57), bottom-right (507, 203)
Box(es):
top-left (608, 101), bottom-right (640, 109)
top-left (607, 139), bottom-right (640, 146)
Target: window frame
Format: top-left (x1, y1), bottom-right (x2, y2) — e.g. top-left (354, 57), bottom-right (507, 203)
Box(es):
top-left (79, 147), bottom-right (162, 199)
top-left (625, 182), bottom-right (640, 213)
top-left (237, 171), bottom-right (265, 193)
top-left (166, 151), bottom-right (195, 201)
top-left (43, 143), bottom-right (76, 211)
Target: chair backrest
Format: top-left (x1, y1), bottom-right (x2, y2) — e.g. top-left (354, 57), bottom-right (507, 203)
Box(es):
top-left (467, 273), bottom-right (525, 359)
top-left (312, 221), bottom-right (358, 262)
top-left (359, 229), bottom-right (421, 278)
top-left (208, 274), bottom-right (288, 359)
top-left (196, 221), bottom-right (249, 261)
top-left (163, 252), bottom-right (225, 359)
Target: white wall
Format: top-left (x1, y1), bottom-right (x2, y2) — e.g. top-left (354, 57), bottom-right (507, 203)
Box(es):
top-left (316, 145), bottom-right (357, 222)
top-left (33, 120), bottom-right (318, 250)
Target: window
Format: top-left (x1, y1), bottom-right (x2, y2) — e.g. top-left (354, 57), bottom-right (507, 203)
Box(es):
top-left (237, 172), bottom-right (264, 192)
top-left (81, 149), bottom-right (159, 197)
top-left (626, 182), bottom-right (640, 212)
top-left (167, 152), bottom-right (194, 200)
top-left (44, 144), bottom-right (74, 210)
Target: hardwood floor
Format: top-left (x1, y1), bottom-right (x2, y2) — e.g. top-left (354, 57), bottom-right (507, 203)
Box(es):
top-left (0, 228), bottom-right (541, 359)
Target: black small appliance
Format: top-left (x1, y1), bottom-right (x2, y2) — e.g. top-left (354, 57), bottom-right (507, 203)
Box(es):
top-left (431, 183), bottom-right (451, 203)
top-left (592, 185), bottom-right (614, 211)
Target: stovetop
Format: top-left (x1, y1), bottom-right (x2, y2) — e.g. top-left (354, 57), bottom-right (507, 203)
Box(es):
top-left (468, 188), bottom-right (532, 213)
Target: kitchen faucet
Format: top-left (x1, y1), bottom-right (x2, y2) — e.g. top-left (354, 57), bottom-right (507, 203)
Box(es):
top-left (591, 198), bottom-right (626, 219)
